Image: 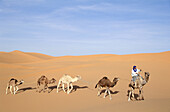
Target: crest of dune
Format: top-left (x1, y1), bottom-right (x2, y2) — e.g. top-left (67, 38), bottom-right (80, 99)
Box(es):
top-left (0, 50), bottom-right (54, 63)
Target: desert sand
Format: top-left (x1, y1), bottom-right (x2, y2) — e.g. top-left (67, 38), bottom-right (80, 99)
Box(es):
top-left (0, 50), bottom-right (170, 112)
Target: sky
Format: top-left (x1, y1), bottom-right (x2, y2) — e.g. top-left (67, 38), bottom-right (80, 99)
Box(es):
top-left (0, 0), bottom-right (170, 56)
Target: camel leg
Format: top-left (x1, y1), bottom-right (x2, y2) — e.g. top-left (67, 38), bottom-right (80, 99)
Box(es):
top-left (36, 83), bottom-right (40, 92)
top-left (131, 88), bottom-right (135, 98)
top-left (10, 86), bottom-right (13, 94)
top-left (43, 85), bottom-right (45, 92)
top-left (138, 89), bottom-right (141, 100)
top-left (56, 81), bottom-right (61, 93)
top-left (97, 86), bottom-right (101, 96)
top-left (15, 86), bottom-right (19, 94)
top-left (38, 85), bottom-right (43, 93)
top-left (107, 88), bottom-right (112, 100)
top-left (128, 90), bottom-right (132, 101)
top-left (141, 89), bottom-right (144, 100)
top-left (62, 84), bottom-right (66, 93)
top-left (43, 85), bottom-right (48, 92)
top-left (68, 83), bottom-right (73, 94)
top-left (45, 85), bottom-right (50, 93)
top-left (67, 83), bottom-right (70, 94)
top-left (139, 87), bottom-right (143, 100)
top-left (6, 85), bottom-right (9, 94)
top-left (103, 88), bottom-right (108, 98)
top-left (13, 86), bottom-right (16, 94)
top-left (135, 82), bottom-right (137, 88)
top-left (46, 85), bottom-right (50, 93)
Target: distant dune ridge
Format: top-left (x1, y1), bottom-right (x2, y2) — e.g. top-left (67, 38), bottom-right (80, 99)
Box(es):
top-left (0, 50), bottom-right (54, 63)
top-left (0, 50), bottom-right (170, 112)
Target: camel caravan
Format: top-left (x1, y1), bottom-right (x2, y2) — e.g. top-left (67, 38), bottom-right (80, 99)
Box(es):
top-left (5, 65), bottom-right (150, 101)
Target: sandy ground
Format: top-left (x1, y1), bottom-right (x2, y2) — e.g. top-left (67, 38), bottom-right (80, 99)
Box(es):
top-left (0, 50), bottom-right (170, 112)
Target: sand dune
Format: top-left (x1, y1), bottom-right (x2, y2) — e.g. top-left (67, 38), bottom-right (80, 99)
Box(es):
top-left (0, 50), bottom-right (54, 63)
top-left (26, 52), bottom-right (54, 60)
top-left (0, 51), bottom-right (170, 112)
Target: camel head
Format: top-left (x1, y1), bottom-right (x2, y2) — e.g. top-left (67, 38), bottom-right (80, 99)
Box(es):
top-left (110, 77), bottom-right (119, 87)
top-left (113, 77), bottom-right (119, 82)
top-left (113, 77), bottom-right (119, 84)
top-left (20, 79), bottom-right (24, 83)
top-left (49, 78), bottom-right (56, 84)
top-left (17, 79), bottom-right (24, 85)
top-left (76, 75), bottom-right (81, 80)
top-left (144, 72), bottom-right (150, 83)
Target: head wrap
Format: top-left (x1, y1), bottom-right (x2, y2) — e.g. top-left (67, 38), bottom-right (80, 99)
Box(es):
top-left (133, 66), bottom-right (137, 72)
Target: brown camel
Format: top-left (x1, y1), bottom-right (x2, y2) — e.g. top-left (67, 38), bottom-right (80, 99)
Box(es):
top-left (36, 75), bottom-right (56, 93)
top-left (95, 76), bottom-right (119, 100)
top-left (128, 72), bottom-right (150, 101)
top-left (6, 78), bottom-right (24, 94)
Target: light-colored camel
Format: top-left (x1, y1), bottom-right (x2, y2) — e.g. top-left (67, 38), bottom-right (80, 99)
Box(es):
top-left (6, 78), bottom-right (24, 94)
top-left (36, 75), bottom-right (56, 93)
top-left (56, 74), bottom-right (81, 94)
top-left (95, 76), bottom-right (119, 100)
top-left (128, 72), bottom-right (150, 101)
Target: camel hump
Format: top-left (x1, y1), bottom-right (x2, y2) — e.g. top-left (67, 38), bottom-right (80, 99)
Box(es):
top-left (10, 78), bottom-right (15, 81)
top-left (10, 78), bottom-right (18, 83)
top-left (10, 78), bottom-right (17, 82)
top-left (41, 75), bottom-right (46, 78)
top-left (102, 76), bottom-right (108, 79)
top-left (40, 75), bottom-right (46, 79)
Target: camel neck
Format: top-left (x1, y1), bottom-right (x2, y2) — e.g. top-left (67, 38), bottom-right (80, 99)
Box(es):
top-left (145, 76), bottom-right (149, 83)
top-left (111, 81), bottom-right (118, 87)
top-left (17, 81), bottom-right (23, 86)
top-left (72, 77), bottom-right (78, 82)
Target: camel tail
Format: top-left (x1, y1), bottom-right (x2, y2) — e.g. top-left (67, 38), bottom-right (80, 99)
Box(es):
top-left (95, 83), bottom-right (98, 88)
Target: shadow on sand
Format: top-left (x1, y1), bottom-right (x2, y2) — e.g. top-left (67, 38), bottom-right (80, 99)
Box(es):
top-left (100, 89), bottom-right (119, 95)
top-left (17, 87), bottom-right (36, 94)
top-left (127, 90), bottom-right (142, 101)
top-left (48, 85), bottom-right (88, 93)
top-left (16, 85), bottom-right (88, 94)
top-left (99, 89), bottom-right (119, 97)
top-left (48, 85), bottom-right (57, 93)
top-left (72, 85), bottom-right (88, 92)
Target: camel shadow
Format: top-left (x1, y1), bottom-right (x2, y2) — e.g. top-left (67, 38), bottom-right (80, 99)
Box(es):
top-left (100, 89), bottom-right (119, 94)
top-left (48, 85), bottom-right (58, 93)
top-left (72, 85), bottom-right (88, 92)
top-left (100, 89), bottom-right (119, 97)
top-left (17, 87), bottom-right (36, 94)
top-left (48, 85), bottom-right (88, 93)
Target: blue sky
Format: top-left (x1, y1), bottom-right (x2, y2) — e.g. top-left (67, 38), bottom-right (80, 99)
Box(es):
top-left (0, 0), bottom-right (170, 56)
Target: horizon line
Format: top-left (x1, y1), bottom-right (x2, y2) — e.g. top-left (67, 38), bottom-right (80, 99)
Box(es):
top-left (0, 50), bottom-right (169, 57)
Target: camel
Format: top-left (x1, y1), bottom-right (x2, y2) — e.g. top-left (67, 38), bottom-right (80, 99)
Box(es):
top-left (6, 78), bottom-right (24, 94)
top-left (36, 75), bottom-right (56, 93)
top-left (128, 72), bottom-right (150, 101)
top-left (95, 76), bottom-right (119, 100)
top-left (56, 74), bottom-right (81, 94)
